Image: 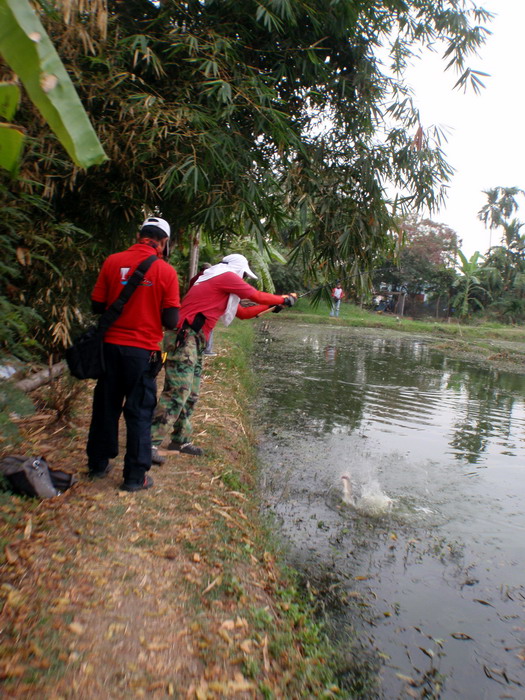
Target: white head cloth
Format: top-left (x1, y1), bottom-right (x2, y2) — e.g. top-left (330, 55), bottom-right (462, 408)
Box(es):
top-left (194, 254), bottom-right (258, 326)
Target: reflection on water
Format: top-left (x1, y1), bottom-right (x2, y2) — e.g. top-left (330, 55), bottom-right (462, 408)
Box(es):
top-left (255, 323), bottom-right (525, 699)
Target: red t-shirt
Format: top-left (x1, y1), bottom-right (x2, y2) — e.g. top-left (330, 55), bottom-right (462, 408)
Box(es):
top-left (91, 243), bottom-right (180, 350)
top-left (179, 271), bottom-right (286, 339)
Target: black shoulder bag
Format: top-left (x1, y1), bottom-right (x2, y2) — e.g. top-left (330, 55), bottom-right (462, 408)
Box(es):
top-left (65, 255), bottom-right (158, 380)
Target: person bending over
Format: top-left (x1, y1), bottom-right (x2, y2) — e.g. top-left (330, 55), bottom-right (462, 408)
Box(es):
top-left (151, 253), bottom-right (296, 457)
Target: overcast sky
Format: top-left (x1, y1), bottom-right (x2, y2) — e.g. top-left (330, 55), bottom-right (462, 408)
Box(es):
top-left (405, 0), bottom-right (524, 258)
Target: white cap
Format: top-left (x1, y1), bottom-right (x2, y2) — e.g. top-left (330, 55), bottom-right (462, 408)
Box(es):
top-left (221, 253), bottom-right (257, 279)
top-left (141, 216), bottom-right (170, 238)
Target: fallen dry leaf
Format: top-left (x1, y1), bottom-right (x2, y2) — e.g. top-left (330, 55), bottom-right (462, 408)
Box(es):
top-left (5, 546), bottom-right (18, 564)
top-left (202, 575), bottom-right (222, 595)
top-left (239, 639), bottom-right (253, 653)
top-left (218, 628), bottom-right (233, 645)
top-left (145, 642), bottom-right (170, 651)
top-left (214, 508), bottom-right (235, 523)
top-left (5, 588), bottom-right (25, 610)
top-left (1, 664), bottom-right (26, 678)
top-left (396, 673), bottom-right (417, 685)
top-left (162, 547), bottom-right (178, 560)
top-left (262, 634), bottom-right (270, 672)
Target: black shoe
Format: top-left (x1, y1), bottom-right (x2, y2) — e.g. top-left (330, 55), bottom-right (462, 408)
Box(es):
top-left (151, 447), bottom-right (165, 465)
top-left (120, 475), bottom-right (154, 492)
top-left (88, 462), bottom-right (113, 479)
top-left (166, 441), bottom-right (204, 456)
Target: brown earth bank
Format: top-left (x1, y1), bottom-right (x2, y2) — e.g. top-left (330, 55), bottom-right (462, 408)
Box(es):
top-left (0, 326), bottom-right (345, 699)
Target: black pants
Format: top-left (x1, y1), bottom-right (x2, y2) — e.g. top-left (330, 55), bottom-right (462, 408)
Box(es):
top-left (86, 343), bottom-right (157, 485)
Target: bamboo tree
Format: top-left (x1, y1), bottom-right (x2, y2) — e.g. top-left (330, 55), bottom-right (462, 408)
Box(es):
top-left (0, 0), bottom-right (494, 357)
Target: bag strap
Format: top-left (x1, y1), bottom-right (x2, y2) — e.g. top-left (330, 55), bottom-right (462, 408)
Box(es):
top-left (98, 254), bottom-right (159, 333)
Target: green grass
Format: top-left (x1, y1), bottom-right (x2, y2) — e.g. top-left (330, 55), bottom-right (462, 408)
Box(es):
top-left (285, 300), bottom-right (525, 343)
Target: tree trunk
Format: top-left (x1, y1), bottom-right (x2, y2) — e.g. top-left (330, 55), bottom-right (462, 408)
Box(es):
top-left (188, 227), bottom-right (201, 282)
top-left (399, 293), bottom-right (406, 317)
top-left (15, 361), bottom-right (65, 393)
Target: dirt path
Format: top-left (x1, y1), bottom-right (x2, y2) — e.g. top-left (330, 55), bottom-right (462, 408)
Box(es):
top-left (1, 344), bottom-right (341, 698)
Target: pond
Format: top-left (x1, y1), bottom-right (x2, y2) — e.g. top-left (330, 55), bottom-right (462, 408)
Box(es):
top-left (255, 322), bottom-right (525, 699)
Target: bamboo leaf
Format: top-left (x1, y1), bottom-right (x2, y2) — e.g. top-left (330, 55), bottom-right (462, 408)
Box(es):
top-left (0, 122), bottom-right (24, 175)
top-left (0, 0), bottom-right (107, 168)
top-left (0, 82), bottom-right (19, 120)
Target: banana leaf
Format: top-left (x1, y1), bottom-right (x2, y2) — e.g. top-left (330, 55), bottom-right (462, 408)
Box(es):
top-left (0, 0), bottom-right (107, 169)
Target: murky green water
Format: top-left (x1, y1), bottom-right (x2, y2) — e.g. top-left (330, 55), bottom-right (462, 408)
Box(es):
top-left (255, 322), bottom-right (525, 699)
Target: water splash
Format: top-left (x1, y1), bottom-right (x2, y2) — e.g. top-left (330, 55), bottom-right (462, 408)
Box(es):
top-left (357, 478), bottom-right (394, 516)
top-left (341, 474), bottom-right (393, 516)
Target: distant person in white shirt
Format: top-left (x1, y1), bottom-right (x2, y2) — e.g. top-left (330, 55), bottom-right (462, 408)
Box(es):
top-left (330, 282), bottom-right (345, 317)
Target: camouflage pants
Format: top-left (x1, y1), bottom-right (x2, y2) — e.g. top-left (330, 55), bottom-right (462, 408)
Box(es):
top-left (151, 328), bottom-right (205, 447)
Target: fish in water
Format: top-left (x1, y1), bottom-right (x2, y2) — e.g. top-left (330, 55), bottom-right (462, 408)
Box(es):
top-left (341, 474), bottom-right (354, 505)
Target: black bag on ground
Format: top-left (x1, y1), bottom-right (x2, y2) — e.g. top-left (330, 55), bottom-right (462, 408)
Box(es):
top-left (48, 468), bottom-right (78, 492)
top-left (65, 254), bottom-right (158, 380)
top-left (0, 455), bottom-right (77, 499)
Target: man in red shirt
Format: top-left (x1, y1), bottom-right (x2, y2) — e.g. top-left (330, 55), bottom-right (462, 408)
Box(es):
top-left (152, 253), bottom-right (296, 456)
top-left (87, 216), bottom-right (180, 491)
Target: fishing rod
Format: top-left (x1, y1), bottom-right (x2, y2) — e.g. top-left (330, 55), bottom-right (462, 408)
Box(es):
top-left (297, 285), bottom-right (324, 299)
top-left (258, 266), bottom-right (397, 315)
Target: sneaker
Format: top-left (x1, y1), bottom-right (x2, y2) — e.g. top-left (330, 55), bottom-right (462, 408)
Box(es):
top-left (203, 352), bottom-right (217, 357)
top-left (151, 446), bottom-right (165, 465)
top-left (88, 462), bottom-right (113, 479)
top-left (120, 474), bottom-right (154, 492)
top-left (166, 441), bottom-right (204, 456)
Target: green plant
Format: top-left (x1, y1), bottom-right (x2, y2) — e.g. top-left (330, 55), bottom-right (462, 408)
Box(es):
top-left (0, 0), bottom-right (106, 172)
top-left (452, 250), bottom-right (491, 318)
top-left (0, 380), bottom-right (35, 446)
top-left (1, 0), bottom-right (493, 364)
top-left (220, 469), bottom-right (245, 492)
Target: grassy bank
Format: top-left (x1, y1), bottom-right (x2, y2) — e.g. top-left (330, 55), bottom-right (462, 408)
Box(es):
top-left (288, 301), bottom-right (525, 373)
top-left (0, 324), bottom-right (355, 698)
